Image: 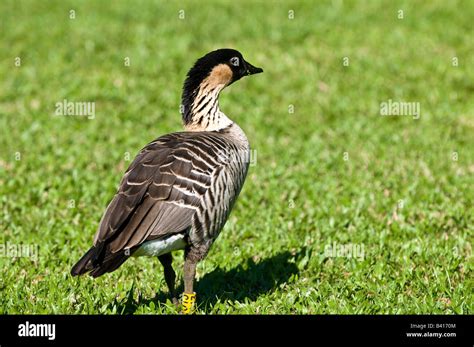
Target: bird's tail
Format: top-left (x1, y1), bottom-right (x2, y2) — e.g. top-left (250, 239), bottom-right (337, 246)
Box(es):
top-left (70, 245), bottom-right (101, 276)
top-left (71, 243), bottom-right (132, 278)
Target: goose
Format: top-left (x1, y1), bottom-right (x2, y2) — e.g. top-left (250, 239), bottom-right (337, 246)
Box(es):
top-left (71, 48), bottom-right (263, 313)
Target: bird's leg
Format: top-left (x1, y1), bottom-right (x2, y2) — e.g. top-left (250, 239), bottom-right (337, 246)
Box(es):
top-left (182, 251), bottom-right (198, 314)
top-left (158, 253), bottom-right (178, 306)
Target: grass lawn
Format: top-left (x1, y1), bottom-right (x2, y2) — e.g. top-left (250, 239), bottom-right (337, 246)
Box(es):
top-left (0, 0), bottom-right (472, 314)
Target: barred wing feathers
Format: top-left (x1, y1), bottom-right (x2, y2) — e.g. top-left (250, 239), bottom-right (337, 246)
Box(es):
top-left (71, 132), bottom-right (226, 276)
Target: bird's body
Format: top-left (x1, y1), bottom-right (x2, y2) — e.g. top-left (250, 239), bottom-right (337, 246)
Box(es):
top-left (132, 125), bottom-right (249, 258)
top-left (71, 49), bottom-right (262, 312)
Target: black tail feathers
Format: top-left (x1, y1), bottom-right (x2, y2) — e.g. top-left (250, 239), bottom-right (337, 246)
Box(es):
top-left (71, 243), bottom-right (132, 278)
top-left (70, 246), bottom-right (99, 276)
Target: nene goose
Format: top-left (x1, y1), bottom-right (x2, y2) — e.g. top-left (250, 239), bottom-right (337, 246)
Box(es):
top-left (71, 49), bottom-right (263, 313)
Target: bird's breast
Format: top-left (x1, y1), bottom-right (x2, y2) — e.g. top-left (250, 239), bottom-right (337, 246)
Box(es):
top-left (189, 139), bottom-right (250, 245)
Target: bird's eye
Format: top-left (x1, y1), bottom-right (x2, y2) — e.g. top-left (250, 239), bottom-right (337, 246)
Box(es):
top-left (229, 57), bottom-right (240, 66)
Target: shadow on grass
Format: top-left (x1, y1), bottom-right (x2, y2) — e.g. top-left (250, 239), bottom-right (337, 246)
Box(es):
top-left (196, 249), bottom-right (302, 310)
top-left (114, 249), bottom-right (302, 314)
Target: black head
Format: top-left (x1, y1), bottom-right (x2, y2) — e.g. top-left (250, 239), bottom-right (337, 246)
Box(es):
top-left (185, 48), bottom-right (263, 88)
top-left (181, 49), bottom-right (263, 124)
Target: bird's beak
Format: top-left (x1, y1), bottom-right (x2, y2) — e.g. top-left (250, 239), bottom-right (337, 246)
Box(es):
top-left (245, 61), bottom-right (263, 76)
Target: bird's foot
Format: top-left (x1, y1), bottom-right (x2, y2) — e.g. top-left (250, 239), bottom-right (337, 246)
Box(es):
top-left (182, 292), bottom-right (196, 314)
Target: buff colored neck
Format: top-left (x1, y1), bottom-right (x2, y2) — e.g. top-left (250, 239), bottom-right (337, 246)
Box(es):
top-left (183, 64), bottom-right (234, 132)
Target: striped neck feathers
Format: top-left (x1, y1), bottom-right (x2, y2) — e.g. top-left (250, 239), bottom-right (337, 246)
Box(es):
top-left (181, 64), bottom-right (234, 132)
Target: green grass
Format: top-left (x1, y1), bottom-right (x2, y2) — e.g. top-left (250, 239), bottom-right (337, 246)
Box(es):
top-left (0, 0), bottom-right (472, 314)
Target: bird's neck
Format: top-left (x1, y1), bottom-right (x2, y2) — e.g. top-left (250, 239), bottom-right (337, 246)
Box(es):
top-left (181, 65), bottom-right (234, 132)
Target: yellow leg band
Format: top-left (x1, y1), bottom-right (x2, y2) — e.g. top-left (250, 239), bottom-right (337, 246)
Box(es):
top-left (182, 292), bottom-right (196, 314)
